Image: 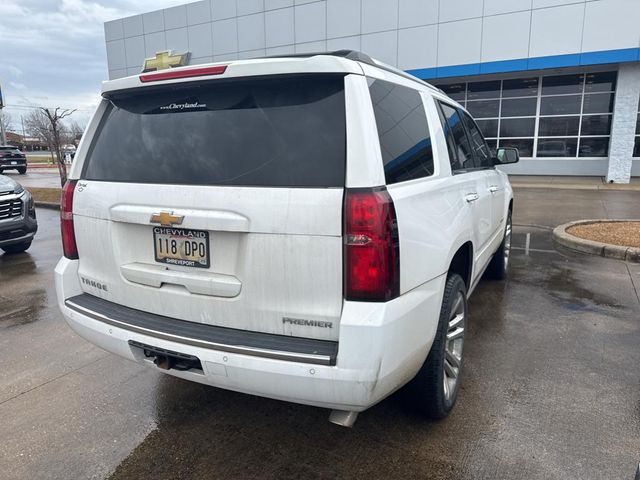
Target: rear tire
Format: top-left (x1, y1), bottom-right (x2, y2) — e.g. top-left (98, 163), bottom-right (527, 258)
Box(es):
top-left (1, 241), bottom-right (32, 254)
top-left (17, 166), bottom-right (27, 174)
top-left (485, 209), bottom-right (512, 280)
top-left (406, 273), bottom-right (467, 419)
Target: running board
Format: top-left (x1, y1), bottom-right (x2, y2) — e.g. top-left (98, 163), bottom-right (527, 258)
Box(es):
top-left (65, 294), bottom-right (338, 366)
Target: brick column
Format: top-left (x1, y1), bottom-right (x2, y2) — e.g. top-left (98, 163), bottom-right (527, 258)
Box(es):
top-left (606, 63), bottom-right (640, 183)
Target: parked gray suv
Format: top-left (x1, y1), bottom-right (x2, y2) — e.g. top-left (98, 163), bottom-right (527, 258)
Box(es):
top-left (0, 175), bottom-right (37, 254)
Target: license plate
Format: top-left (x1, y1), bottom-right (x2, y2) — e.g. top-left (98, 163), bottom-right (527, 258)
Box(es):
top-left (153, 227), bottom-right (210, 268)
top-left (10, 161), bottom-right (16, 165)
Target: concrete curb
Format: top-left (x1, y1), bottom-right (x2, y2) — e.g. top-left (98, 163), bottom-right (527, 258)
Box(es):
top-left (35, 201), bottom-right (60, 210)
top-left (512, 183), bottom-right (640, 191)
top-left (552, 219), bottom-right (640, 263)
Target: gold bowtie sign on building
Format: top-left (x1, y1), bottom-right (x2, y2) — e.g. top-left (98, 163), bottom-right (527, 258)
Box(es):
top-left (142, 50), bottom-right (191, 73)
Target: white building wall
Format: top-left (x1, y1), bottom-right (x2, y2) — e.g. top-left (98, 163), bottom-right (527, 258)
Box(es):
top-left (104, 0), bottom-right (640, 79)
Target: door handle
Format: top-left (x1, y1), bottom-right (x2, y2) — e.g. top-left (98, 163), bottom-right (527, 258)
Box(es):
top-left (465, 193), bottom-right (479, 203)
top-left (488, 185), bottom-right (499, 193)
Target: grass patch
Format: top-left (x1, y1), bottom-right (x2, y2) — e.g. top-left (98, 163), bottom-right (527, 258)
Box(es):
top-left (27, 187), bottom-right (61, 204)
top-left (26, 154), bottom-right (57, 164)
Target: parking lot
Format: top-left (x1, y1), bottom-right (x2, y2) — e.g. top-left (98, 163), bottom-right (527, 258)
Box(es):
top-left (1, 188), bottom-right (639, 480)
top-left (2, 168), bottom-right (62, 189)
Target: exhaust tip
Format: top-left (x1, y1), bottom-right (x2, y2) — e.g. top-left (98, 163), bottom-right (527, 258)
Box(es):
top-left (329, 410), bottom-right (359, 428)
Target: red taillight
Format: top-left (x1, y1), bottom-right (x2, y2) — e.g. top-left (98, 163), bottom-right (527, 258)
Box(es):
top-left (61, 180), bottom-right (78, 259)
top-left (344, 187), bottom-right (399, 302)
top-left (139, 65), bottom-right (227, 83)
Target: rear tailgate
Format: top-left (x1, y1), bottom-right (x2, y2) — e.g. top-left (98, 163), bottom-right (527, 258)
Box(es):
top-left (73, 74), bottom-right (347, 342)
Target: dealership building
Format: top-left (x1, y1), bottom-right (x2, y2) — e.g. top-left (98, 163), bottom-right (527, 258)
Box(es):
top-left (104, 0), bottom-right (640, 182)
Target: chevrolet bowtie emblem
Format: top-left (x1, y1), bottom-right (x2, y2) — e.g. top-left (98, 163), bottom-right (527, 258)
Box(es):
top-left (142, 50), bottom-right (190, 73)
top-left (150, 211), bottom-right (184, 227)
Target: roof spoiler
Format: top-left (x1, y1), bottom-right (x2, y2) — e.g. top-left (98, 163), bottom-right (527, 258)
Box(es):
top-left (262, 49), bottom-right (440, 93)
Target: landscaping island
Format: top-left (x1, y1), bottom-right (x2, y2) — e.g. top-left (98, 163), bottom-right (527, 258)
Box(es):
top-left (553, 220), bottom-right (640, 263)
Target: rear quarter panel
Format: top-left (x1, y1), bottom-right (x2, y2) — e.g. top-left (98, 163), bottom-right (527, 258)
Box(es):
top-left (385, 93), bottom-right (475, 294)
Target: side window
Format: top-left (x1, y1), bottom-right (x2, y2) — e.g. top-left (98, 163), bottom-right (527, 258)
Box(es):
top-left (437, 102), bottom-right (475, 172)
top-left (461, 111), bottom-right (493, 168)
top-left (368, 78), bottom-right (434, 184)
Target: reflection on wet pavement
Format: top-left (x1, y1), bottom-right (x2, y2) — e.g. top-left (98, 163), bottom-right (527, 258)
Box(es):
top-left (108, 223), bottom-right (640, 480)
top-left (0, 288), bottom-right (47, 328)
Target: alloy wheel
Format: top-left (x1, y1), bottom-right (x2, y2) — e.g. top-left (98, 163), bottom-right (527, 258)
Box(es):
top-left (443, 291), bottom-right (465, 401)
top-left (504, 214), bottom-right (512, 271)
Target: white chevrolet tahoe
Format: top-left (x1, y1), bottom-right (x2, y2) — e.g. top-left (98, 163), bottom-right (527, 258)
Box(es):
top-left (55, 51), bottom-right (517, 427)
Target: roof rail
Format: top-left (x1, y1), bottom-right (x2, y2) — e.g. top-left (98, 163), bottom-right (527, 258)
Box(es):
top-left (261, 49), bottom-right (440, 92)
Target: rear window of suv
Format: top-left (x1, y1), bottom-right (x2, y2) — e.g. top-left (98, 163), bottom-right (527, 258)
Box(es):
top-left (83, 75), bottom-right (346, 187)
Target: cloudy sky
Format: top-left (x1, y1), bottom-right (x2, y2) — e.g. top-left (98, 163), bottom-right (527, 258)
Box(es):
top-left (0, 0), bottom-right (185, 130)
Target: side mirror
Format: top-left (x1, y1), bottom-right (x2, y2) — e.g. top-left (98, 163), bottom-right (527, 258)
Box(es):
top-left (494, 147), bottom-right (519, 165)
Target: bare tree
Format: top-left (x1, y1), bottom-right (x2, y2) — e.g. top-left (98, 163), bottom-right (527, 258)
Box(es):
top-left (41, 108), bottom-right (76, 186)
top-left (66, 120), bottom-right (85, 148)
top-left (24, 109), bottom-right (55, 162)
top-left (58, 123), bottom-right (72, 149)
top-left (24, 108), bottom-right (76, 186)
top-left (1, 111), bottom-right (12, 134)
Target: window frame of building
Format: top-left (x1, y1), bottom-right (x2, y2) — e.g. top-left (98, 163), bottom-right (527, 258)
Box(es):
top-left (434, 69), bottom-right (617, 160)
top-left (634, 97), bottom-right (640, 158)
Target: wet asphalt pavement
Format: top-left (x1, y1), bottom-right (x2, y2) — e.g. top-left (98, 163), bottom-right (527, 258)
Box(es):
top-left (0, 188), bottom-right (639, 480)
top-left (3, 168), bottom-right (62, 189)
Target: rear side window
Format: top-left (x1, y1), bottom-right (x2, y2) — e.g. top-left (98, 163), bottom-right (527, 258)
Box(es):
top-left (461, 111), bottom-right (492, 168)
top-left (368, 78), bottom-right (434, 184)
top-left (83, 75), bottom-right (346, 187)
top-left (437, 102), bottom-right (475, 172)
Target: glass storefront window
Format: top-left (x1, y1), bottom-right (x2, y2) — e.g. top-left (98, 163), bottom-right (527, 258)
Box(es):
top-left (537, 138), bottom-right (578, 157)
top-left (467, 80), bottom-right (501, 100)
top-left (440, 83), bottom-right (466, 101)
top-left (581, 115), bottom-right (612, 136)
top-left (542, 74), bottom-right (584, 95)
top-left (500, 118), bottom-right (536, 138)
top-left (583, 93), bottom-right (614, 114)
top-left (538, 72), bottom-right (613, 157)
top-left (585, 71), bottom-right (617, 93)
top-left (538, 117), bottom-right (580, 136)
top-left (499, 139), bottom-right (534, 157)
top-left (476, 119), bottom-right (498, 138)
top-left (578, 137), bottom-right (609, 157)
top-left (502, 78), bottom-right (538, 97)
top-left (540, 95), bottom-right (581, 115)
top-left (434, 69), bottom-right (617, 159)
top-left (466, 100), bottom-right (499, 118)
top-left (501, 97), bottom-right (537, 117)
